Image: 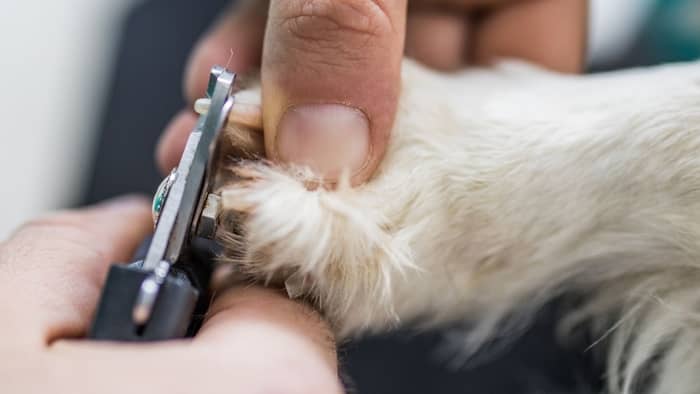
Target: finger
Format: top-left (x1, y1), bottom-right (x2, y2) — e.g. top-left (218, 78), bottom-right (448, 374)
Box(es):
top-left (184, 1), bottom-right (267, 102)
top-left (53, 321), bottom-right (343, 394)
top-left (472, 0), bottom-right (588, 72)
top-left (4, 196), bottom-right (153, 277)
top-left (262, 0), bottom-right (408, 185)
top-left (51, 287), bottom-right (343, 394)
top-left (405, 11), bottom-right (469, 70)
top-left (0, 196), bottom-right (153, 343)
top-left (156, 109), bottom-right (198, 174)
top-left (197, 286), bottom-right (338, 370)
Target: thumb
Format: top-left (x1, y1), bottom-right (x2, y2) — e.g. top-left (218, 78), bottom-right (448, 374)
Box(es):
top-left (262, 0), bottom-right (407, 185)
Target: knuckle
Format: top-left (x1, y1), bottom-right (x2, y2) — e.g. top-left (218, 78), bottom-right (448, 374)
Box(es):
top-left (278, 0), bottom-right (393, 62)
top-left (12, 213), bottom-right (106, 264)
top-left (0, 212), bottom-right (111, 287)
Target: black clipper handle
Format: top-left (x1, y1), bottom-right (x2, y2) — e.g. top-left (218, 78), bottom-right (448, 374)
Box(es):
top-left (88, 263), bottom-right (198, 341)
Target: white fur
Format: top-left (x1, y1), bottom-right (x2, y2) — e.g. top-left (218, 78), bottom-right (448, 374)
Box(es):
top-left (217, 59), bottom-right (700, 394)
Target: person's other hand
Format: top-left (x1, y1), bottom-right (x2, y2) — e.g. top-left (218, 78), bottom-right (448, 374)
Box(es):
top-left (159, 0), bottom-right (587, 184)
top-left (0, 196), bottom-right (341, 394)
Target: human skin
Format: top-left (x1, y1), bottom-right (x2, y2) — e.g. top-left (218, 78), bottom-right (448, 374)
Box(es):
top-left (0, 196), bottom-right (342, 394)
top-left (157, 0), bottom-right (588, 183)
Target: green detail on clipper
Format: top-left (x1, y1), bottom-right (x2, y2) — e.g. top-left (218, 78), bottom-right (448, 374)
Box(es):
top-left (152, 169), bottom-right (177, 225)
top-left (152, 192), bottom-right (164, 216)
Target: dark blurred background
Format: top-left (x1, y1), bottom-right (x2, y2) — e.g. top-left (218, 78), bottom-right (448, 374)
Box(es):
top-left (1, 0), bottom-right (699, 392)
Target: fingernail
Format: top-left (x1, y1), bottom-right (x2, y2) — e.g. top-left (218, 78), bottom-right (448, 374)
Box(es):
top-left (276, 104), bottom-right (370, 179)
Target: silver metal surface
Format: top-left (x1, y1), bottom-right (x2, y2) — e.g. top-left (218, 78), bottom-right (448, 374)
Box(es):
top-left (132, 260), bottom-right (170, 324)
top-left (196, 193), bottom-right (220, 239)
top-left (131, 66), bottom-right (235, 326)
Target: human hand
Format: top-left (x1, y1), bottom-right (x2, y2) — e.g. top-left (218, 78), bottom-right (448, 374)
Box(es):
top-left (158, 0), bottom-right (587, 184)
top-left (0, 196), bottom-right (341, 394)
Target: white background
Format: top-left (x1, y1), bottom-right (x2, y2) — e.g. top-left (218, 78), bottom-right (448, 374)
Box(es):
top-left (0, 1), bottom-right (137, 237)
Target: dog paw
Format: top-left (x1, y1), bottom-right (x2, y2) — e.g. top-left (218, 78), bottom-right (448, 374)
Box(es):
top-left (216, 160), bottom-right (418, 336)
